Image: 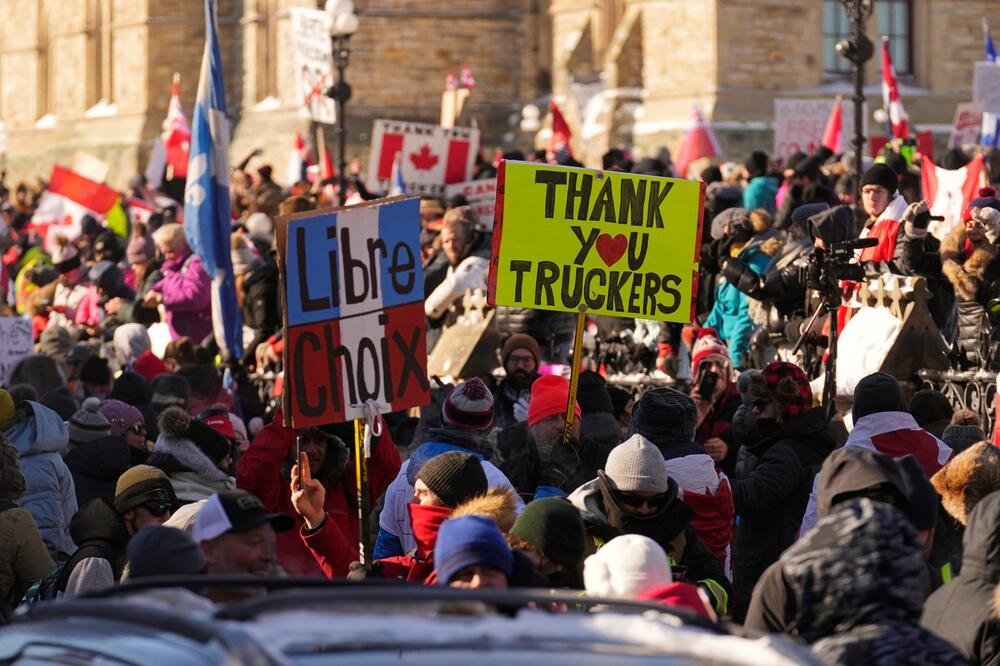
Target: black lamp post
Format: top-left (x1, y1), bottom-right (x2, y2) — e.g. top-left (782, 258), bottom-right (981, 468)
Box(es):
top-left (326, 0), bottom-right (358, 206)
top-left (836, 0), bottom-right (874, 204)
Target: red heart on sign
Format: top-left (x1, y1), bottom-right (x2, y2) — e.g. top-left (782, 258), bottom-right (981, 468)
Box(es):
top-left (595, 233), bottom-right (627, 267)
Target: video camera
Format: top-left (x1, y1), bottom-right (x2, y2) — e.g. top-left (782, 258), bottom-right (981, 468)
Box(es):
top-left (802, 237), bottom-right (878, 295)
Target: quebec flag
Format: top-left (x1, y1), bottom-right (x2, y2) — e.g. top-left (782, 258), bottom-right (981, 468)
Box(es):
top-left (184, 0), bottom-right (242, 360)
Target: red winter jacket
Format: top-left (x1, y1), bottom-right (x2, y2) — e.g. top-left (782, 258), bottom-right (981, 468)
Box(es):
top-left (236, 410), bottom-right (401, 577)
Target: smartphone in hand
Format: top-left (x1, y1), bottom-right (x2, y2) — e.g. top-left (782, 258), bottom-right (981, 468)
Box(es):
top-left (295, 436), bottom-right (303, 489)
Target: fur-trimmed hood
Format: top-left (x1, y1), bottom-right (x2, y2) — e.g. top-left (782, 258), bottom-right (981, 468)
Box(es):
top-left (449, 487), bottom-right (518, 534)
top-left (941, 224), bottom-right (1000, 301)
top-left (932, 442), bottom-right (1000, 526)
top-left (149, 434), bottom-right (230, 484)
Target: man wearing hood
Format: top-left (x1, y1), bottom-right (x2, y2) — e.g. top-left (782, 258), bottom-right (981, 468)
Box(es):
top-left (731, 362), bottom-right (834, 620)
top-left (4, 400), bottom-right (77, 557)
top-left (567, 434), bottom-right (731, 615)
top-left (800, 372), bottom-right (952, 535)
top-left (237, 408), bottom-right (400, 577)
top-left (782, 499), bottom-right (965, 665)
top-left (376, 379), bottom-right (520, 559)
top-left (922, 490), bottom-right (1000, 665)
top-left (61, 465), bottom-right (178, 598)
top-left (746, 447), bottom-right (940, 634)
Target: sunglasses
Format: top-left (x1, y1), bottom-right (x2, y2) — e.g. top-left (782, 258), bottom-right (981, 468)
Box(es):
top-left (617, 491), bottom-right (669, 510)
top-left (129, 424), bottom-right (146, 436)
top-left (142, 502), bottom-right (174, 517)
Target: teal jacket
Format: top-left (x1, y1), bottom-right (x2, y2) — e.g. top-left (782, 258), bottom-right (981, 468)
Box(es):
top-left (742, 176), bottom-right (779, 214)
top-left (704, 244), bottom-right (771, 368)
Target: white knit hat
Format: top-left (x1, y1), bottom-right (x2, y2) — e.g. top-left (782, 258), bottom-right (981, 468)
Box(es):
top-left (604, 434), bottom-right (669, 493)
top-left (583, 534), bottom-right (672, 599)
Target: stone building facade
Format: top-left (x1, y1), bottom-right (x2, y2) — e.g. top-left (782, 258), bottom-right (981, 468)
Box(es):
top-left (549, 0), bottom-right (1000, 167)
top-left (0, 0), bottom-right (550, 188)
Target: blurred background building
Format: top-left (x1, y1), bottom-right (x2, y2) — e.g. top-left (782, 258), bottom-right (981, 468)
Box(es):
top-left (0, 0), bottom-right (996, 185)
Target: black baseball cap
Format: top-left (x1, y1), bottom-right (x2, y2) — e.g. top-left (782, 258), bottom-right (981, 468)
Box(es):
top-left (192, 489), bottom-right (294, 542)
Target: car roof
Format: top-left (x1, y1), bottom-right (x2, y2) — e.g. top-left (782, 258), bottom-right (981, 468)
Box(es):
top-left (4, 578), bottom-right (817, 665)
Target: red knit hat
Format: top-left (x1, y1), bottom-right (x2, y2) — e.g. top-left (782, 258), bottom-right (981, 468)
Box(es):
top-left (528, 374), bottom-right (582, 426)
top-left (963, 187), bottom-right (1000, 222)
top-left (132, 350), bottom-right (168, 383)
top-left (761, 361), bottom-right (813, 423)
top-left (690, 328), bottom-right (730, 380)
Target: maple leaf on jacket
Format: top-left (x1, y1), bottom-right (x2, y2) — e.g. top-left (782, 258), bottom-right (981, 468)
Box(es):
top-left (410, 144), bottom-right (439, 171)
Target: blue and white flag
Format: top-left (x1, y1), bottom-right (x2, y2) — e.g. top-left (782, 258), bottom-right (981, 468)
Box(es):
top-left (389, 151), bottom-right (407, 196)
top-left (184, 0), bottom-right (242, 360)
top-left (986, 18), bottom-right (998, 62)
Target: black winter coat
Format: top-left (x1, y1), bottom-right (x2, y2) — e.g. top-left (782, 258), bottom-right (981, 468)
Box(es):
top-left (492, 413), bottom-right (620, 500)
top-left (893, 224), bottom-right (955, 334)
top-left (922, 491), bottom-right (1000, 666)
top-left (65, 436), bottom-right (131, 510)
top-left (731, 407), bottom-right (833, 618)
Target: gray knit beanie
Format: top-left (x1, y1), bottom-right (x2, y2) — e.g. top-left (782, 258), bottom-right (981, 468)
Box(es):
top-left (625, 388), bottom-right (698, 451)
top-left (68, 396), bottom-right (112, 446)
top-left (604, 434), bottom-right (669, 493)
top-left (942, 423), bottom-right (987, 454)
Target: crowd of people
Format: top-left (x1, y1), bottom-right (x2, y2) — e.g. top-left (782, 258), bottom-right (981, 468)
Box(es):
top-left (1, 139), bottom-right (1000, 665)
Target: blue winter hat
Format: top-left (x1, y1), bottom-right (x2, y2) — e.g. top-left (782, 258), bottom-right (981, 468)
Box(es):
top-left (434, 515), bottom-right (514, 585)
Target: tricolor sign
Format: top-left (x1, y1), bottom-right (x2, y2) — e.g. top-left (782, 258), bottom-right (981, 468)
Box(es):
top-left (276, 196), bottom-right (430, 427)
top-left (488, 161), bottom-right (704, 323)
top-left (366, 119), bottom-right (479, 196)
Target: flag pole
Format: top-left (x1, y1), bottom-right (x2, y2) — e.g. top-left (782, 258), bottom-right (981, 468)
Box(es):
top-left (354, 417), bottom-right (370, 570)
top-left (561, 306), bottom-right (587, 446)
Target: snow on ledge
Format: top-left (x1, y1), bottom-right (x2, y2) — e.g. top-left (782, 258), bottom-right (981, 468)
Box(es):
top-left (84, 99), bottom-right (118, 118)
top-left (34, 114), bottom-right (57, 129)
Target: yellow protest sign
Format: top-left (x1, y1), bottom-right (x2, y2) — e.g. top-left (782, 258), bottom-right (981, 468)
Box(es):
top-left (487, 161), bottom-right (704, 323)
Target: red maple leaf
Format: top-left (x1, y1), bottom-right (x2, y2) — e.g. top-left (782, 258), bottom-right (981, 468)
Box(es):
top-left (409, 144), bottom-right (439, 171)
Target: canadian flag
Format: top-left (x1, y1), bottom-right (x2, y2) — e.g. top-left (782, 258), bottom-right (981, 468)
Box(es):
top-left (921, 153), bottom-right (988, 239)
top-left (881, 37), bottom-right (910, 140)
top-left (163, 72), bottom-right (191, 179)
top-left (31, 165), bottom-right (121, 250)
top-left (673, 105), bottom-right (721, 179)
top-left (367, 119), bottom-right (479, 195)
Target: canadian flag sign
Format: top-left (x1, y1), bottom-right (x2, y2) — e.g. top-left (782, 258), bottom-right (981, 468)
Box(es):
top-left (366, 120), bottom-right (479, 196)
top-left (31, 165), bottom-right (120, 251)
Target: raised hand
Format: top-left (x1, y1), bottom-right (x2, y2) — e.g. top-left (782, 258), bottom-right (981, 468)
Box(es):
top-left (290, 451), bottom-right (327, 530)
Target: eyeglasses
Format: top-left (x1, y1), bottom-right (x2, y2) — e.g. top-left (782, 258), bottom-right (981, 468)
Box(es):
top-left (507, 354), bottom-right (536, 367)
top-left (142, 502), bottom-right (174, 517)
top-left (617, 491), bottom-right (669, 511)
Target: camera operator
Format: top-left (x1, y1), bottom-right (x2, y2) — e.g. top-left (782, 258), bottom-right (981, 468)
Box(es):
top-left (720, 205), bottom-right (866, 362)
